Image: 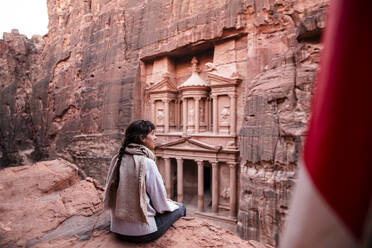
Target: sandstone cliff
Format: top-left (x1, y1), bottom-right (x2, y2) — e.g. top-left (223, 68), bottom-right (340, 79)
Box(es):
top-left (0, 0), bottom-right (328, 246)
top-left (0, 30), bottom-right (44, 166)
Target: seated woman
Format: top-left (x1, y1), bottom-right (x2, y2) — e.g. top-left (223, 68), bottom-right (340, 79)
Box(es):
top-left (103, 120), bottom-right (186, 243)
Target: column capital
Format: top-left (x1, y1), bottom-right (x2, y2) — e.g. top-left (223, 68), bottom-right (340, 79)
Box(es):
top-left (194, 96), bottom-right (202, 101)
top-left (196, 160), bottom-right (203, 165)
top-left (227, 162), bottom-right (239, 169)
top-left (228, 93), bottom-right (237, 98)
top-left (211, 160), bottom-right (219, 213)
top-left (210, 161), bottom-right (218, 167)
top-left (176, 157), bottom-right (183, 162)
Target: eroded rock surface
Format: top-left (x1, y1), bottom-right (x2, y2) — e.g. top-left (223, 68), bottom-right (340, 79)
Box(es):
top-left (34, 218), bottom-right (261, 248)
top-left (0, 30), bottom-right (44, 167)
top-left (0, 159), bottom-right (103, 247)
top-left (238, 1), bottom-right (326, 245)
top-left (0, 159), bottom-right (263, 248)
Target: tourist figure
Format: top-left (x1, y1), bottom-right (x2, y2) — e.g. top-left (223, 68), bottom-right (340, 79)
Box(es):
top-left (104, 120), bottom-right (186, 242)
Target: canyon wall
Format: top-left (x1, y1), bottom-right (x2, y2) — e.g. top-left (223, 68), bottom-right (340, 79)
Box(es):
top-left (0, 0), bottom-right (328, 245)
top-left (237, 1), bottom-right (326, 245)
top-left (0, 30), bottom-right (44, 166)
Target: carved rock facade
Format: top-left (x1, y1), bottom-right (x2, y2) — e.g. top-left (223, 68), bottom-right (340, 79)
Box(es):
top-left (146, 53), bottom-right (242, 222)
top-left (0, 0), bottom-right (328, 246)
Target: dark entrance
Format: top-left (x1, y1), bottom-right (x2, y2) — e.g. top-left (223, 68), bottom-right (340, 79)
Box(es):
top-left (204, 164), bottom-right (212, 211)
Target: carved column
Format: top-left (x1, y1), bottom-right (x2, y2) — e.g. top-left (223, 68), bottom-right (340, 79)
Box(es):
top-left (228, 162), bottom-right (238, 217)
top-left (182, 97), bottom-right (187, 133)
top-left (151, 99), bottom-right (156, 123)
top-left (197, 160), bottom-right (204, 212)
top-left (164, 157), bottom-right (172, 198)
top-left (211, 161), bottom-right (219, 213)
top-left (229, 94), bottom-right (237, 136)
top-left (164, 99), bottom-right (170, 133)
top-left (208, 97), bottom-right (212, 131)
top-left (203, 97), bottom-right (208, 131)
top-left (176, 158), bottom-right (184, 203)
top-left (176, 99), bottom-right (180, 130)
top-left (212, 95), bottom-right (218, 134)
top-left (194, 97), bottom-right (200, 133)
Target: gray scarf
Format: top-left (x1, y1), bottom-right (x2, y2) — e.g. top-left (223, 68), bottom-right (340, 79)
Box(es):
top-left (103, 143), bottom-right (155, 225)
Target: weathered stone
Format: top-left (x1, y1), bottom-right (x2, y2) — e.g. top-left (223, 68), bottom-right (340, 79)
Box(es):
top-left (33, 216), bottom-right (255, 248)
top-left (237, 0), bottom-right (326, 244)
top-left (0, 159), bottom-right (103, 247)
top-left (0, 31), bottom-right (44, 167)
top-left (0, 160), bottom-right (261, 248)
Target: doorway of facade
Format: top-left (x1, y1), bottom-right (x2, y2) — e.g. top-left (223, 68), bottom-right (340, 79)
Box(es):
top-left (170, 158), bottom-right (178, 201)
top-left (203, 163), bottom-right (212, 212)
top-left (182, 159), bottom-right (198, 208)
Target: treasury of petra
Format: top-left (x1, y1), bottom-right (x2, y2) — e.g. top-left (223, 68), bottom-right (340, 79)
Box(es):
top-left (146, 51), bottom-right (243, 222)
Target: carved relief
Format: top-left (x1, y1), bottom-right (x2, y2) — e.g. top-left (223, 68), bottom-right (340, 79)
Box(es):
top-left (157, 108), bottom-right (164, 125)
top-left (188, 101), bottom-right (194, 124)
top-left (169, 101), bottom-right (175, 125)
top-left (200, 100), bottom-right (205, 123)
top-left (220, 106), bottom-right (231, 123)
top-left (220, 186), bottom-right (231, 199)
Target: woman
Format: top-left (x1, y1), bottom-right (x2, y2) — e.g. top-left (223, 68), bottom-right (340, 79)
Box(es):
top-left (103, 120), bottom-right (186, 243)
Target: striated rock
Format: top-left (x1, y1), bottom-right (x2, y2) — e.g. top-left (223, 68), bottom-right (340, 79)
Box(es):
top-left (238, 0), bottom-right (326, 245)
top-left (0, 30), bottom-right (44, 167)
top-left (0, 159), bottom-right (103, 247)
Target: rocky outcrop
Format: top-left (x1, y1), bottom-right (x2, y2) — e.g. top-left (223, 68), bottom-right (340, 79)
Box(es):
top-left (34, 217), bottom-right (261, 248)
top-left (0, 159), bottom-right (104, 247)
top-left (0, 159), bottom-right (262, 248)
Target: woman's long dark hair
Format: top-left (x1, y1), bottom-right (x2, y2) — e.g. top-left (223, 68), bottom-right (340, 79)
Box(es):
top-left (116, 120), bottom-right (155, 167)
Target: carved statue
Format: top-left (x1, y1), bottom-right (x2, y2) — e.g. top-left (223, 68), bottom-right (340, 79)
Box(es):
top-left (169, 103), bottom-right (174, 124)
top-left (157, 108), bottom-right (164, 125)
top-left (220, 186), bottom-right (231, 199)
top-left (220, 106), bottom-right (231, 123)
top-left (188, 105), bottom-right (194, 124)
top-left (205, 62), bottom-right (217, 72)
top-left (199, 101), bottom-right (205, 123)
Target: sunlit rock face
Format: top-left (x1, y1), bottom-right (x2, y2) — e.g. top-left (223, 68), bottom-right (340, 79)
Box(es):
top-left (0, 0), bottom-right (327, 245)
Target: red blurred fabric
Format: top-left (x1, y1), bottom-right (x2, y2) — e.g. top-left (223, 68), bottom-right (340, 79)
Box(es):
top-left (304, 0), bottom-right (372, 240)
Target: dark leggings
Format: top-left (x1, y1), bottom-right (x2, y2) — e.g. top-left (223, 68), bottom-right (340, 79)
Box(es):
top-left (115, 203), bottom-right (186, 243)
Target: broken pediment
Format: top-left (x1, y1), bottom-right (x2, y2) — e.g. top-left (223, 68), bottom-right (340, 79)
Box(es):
top-left (148, 76), bottom-right (178, 93)
top-left (206, 72), bottom-right (242, 88)
top-left (158, 137), bottom-right (221, 152)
